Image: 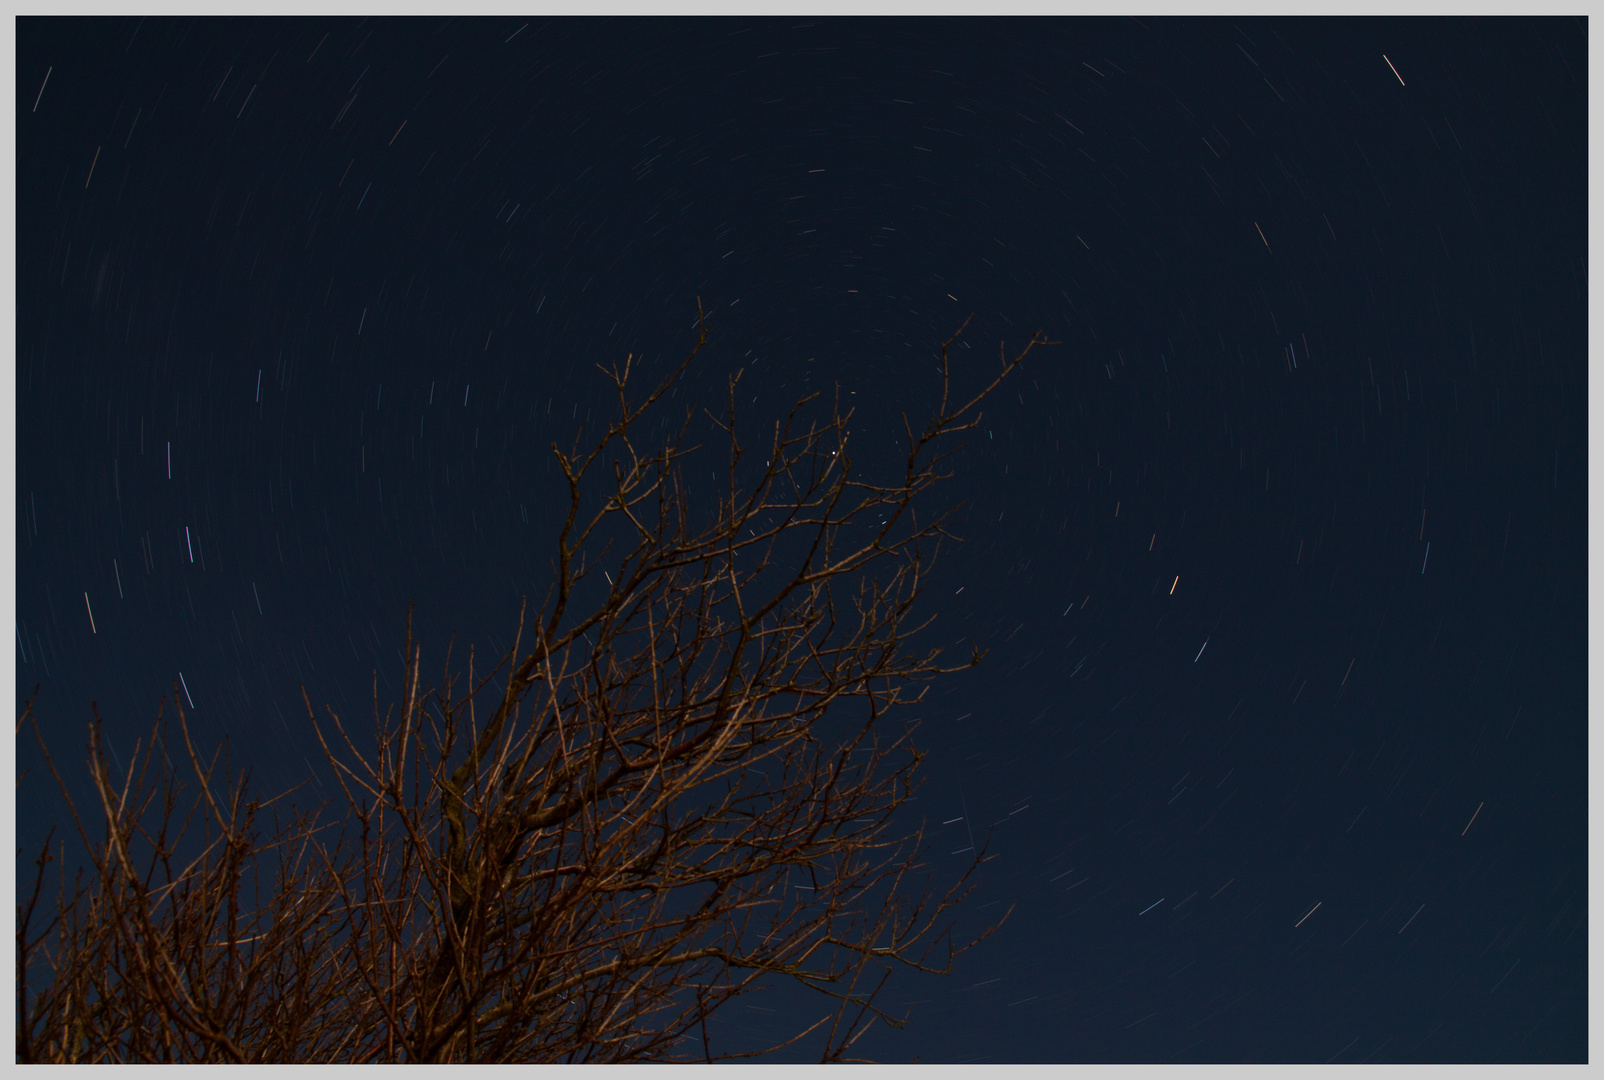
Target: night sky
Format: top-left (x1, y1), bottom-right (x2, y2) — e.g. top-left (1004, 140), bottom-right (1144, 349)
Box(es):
top-left (15, 16), bottom-right (1587, 1064)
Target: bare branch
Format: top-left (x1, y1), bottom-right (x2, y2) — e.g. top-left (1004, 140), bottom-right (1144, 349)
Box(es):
top-left (19, 310), bottom-right (1046, 1063)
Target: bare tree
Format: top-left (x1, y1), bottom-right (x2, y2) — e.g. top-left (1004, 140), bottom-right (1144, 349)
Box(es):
top-left (18, 308), bottom-right (1055, 1063)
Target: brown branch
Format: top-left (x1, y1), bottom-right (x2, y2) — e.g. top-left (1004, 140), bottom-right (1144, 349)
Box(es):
top-left (19, 309), bottom-right (1049, 1063)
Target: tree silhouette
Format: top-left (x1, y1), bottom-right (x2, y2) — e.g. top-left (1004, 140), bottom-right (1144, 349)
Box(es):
top-left (18, 308), bottom-right (1054, 1063)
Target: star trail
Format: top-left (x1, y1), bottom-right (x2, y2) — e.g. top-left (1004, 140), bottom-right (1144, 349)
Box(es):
top-left (14, 16), bottom-right (1585, 1063)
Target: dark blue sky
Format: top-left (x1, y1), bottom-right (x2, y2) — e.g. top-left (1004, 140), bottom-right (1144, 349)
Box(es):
top-left (16, 16), bottom-right (1586, 1063)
